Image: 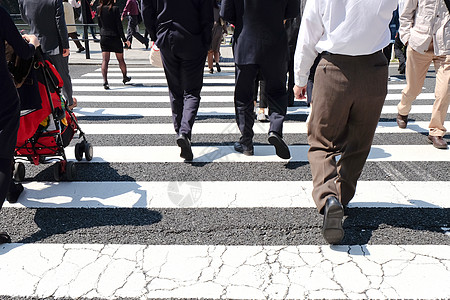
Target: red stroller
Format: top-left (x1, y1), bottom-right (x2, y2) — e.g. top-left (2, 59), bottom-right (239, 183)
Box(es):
top-left (13, 49), bottom-right (93, 181)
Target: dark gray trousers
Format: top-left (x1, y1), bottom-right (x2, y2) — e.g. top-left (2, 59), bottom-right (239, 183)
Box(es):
top-left (160, 49), bottom-right (206, 139)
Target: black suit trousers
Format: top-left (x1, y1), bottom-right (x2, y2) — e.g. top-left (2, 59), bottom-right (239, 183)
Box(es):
top-left (160, 49), bottom-right (207, 139)
top-left (235, 62), bottom-right (288, 147)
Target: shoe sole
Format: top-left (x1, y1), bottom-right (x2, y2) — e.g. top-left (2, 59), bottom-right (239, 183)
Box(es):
top-left (234, 146), bottom-right (254, 156)
top-left (322, 204), bottom-right (344, 244)
top-left (177, 138), bottom-right (193, 161)
top-left (268, 135), bottom-right (291, 159)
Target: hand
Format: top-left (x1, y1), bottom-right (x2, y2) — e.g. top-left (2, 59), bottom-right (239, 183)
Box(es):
top-left (121, 16), bottom-right (123, 21)
top-left (125, 41), bottom-right (131, 47)
top-left (63, 48), bottom-right (70, 57)
top-left (23, 34), bottom-right (40, 47)
top-left (293, 84), bottom-right (307, 100)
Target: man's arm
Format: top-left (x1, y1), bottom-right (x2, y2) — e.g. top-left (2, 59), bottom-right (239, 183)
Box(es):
top-left (285, 0), bottom-right (300, 20)
top-left (293, 0), bottom-right (323, 88)
top-left (220, 0), bottom-right (235, 24)
top-left (55, 0), bottom-right (70, 54)
top-left (399, 0), bottom-right (418, 45)
top-left (200, 0), bottom-right (213, 48)
top-left (141, 0), bottom-right (157, 42)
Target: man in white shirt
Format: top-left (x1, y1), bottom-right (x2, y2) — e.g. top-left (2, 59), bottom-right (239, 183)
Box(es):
top-left (293, 0), bottom-right (397, 244)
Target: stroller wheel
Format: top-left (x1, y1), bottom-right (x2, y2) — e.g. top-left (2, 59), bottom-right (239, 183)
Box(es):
top-left (13, 162), bottom-right (25, 182)
top-left (53, 162), bottom-right (62, 182)
top-left (75, 143), bottom-right (84, 161)
top-left (65, 161), bottom-right (77, 181)
top-left (84, 143), bottom-right (93, 161)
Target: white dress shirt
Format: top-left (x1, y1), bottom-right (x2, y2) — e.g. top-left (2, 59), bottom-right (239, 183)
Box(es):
top-left (294, 0), bottom-right (398, 87)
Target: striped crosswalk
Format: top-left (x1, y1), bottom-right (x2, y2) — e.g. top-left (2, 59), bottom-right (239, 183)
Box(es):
top-left (1, 59), bottom-right (449, 299)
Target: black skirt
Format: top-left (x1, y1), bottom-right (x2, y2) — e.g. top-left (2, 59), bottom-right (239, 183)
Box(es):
top-left (100, 35), bottom-right (123, 53)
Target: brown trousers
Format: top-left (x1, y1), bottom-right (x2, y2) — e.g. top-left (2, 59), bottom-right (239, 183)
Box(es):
top-left (307, 51), bottom-right (388, 213)
top-left (398, 43), bottom-right (450, 137)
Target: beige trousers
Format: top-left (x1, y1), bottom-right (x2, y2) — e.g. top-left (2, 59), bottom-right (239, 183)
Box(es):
top-left (398, 44), bottom-right (450, 136)
top-left (308, 51), bottom-right (388, 212)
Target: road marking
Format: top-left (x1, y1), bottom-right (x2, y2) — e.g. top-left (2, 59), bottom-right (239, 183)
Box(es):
top-left (72, 105), bottom-right (435, 117)
top-left (73, 84), bottom-right (413, 93)
top-left (30, 145), bottom-right (448, 163)
top-left (1, 244), bottom-right (449, 299)
top-left (4, 181), bottom-right (449, 209)
top-left (73, 78), bottom-right (237, 84)
top-left (77, 121), bottom-right (432, 135)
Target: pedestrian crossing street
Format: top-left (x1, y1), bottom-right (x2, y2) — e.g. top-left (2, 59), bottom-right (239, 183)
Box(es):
top-left (1, 62), bottom-right (450, 299)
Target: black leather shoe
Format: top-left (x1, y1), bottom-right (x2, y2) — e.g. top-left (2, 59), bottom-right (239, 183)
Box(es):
top-left (234, 142), bottom-right (254, 156)
top-left (0, 232), bottom-right (11, 244)
top-left (322, 196), bottom-right (344, 244)
top-left (268, 132), bottom-right (291, 159)
top-left (6, 182), bottom-right (24, 203)
top-left (176, 133), bottom-right (193, 161)
top-left (396, 114), bottom-right (408, 129)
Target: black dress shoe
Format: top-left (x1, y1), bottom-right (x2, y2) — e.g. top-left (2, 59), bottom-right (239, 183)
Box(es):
top-left (322, 196), bottom-right (344, 244)
top-left (176, 133), bottom-right (193, 161)
top-left (103, 82), bottom-right (110, 90)
top-left (0, 232), bottom-right (11, 244)
top-left (234, 142), bottom-right (254, 156)
top-left (268, 132), bottom-right (291, 159)
top-left (6, 182), bottom-right (24, 203)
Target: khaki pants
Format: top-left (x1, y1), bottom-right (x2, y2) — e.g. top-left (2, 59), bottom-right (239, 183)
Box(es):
top-left (308, 51), bottom-right (388, 212)
top-left (398, 44), bottom-right (450, 136)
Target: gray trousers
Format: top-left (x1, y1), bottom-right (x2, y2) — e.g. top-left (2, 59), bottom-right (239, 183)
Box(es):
top-left (49, 54), bottom-right (73, 105)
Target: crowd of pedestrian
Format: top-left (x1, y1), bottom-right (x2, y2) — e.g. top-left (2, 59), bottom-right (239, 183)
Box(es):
top-left (1, 0), bottom-right (449, 246)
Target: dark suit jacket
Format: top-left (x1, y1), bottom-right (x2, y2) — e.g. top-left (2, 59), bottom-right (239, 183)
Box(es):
top-left (141, 0), bottom-right (213, 60)
top-left (220, 0), bottom-right (299, 65)
top-left (19, 0), bottom-right (69, 54)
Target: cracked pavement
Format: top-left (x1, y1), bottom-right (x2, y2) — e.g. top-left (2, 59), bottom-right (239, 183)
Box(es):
top-left (1, 243), bottom-right (449, 299)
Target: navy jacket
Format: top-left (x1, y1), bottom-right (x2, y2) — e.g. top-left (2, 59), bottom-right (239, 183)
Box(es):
top-left (220, 0), bottom-right (299, 65)
top-left (141, 0), bottom-right (213, 60)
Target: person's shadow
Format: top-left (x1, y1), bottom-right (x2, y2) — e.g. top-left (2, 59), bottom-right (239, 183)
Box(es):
top-left (9, 162), bottom-right (162, 245)
top-left (340, 200), bottom-right (450, 245)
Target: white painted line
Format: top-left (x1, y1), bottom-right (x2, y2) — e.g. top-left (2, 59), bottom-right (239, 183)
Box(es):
top-left (0, 244), bottom-right (449, 299)
top-left (42, 145), bottom-right (449, 163)
top-left (73, 84), bottom-right (413, 93)
top-left (4, 181), bottom-right (449, 209)
top-left (73, 85), bottom-right (236, 92)
top-left (72, 105), bottom-right (434, 117)
top-left (75, 95), bottom-right (232, 103)
top-left (95, 66), bottom-right (237, 72)
top-left (73, 106), bottom-right (310, 117)
top-left (385, 93), bottom-right (435, 100)
top-left (78, 121), bottom-right (432, 135)
top-left (73, 78), bottom-right (236, 84)
top-left (74, 94), bottom-right (435, 103)
top-left (83, 72), bottom-right (235, 77)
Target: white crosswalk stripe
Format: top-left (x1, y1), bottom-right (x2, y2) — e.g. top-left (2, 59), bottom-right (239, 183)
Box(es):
top-left (2, 62), bottom-right (449, 300)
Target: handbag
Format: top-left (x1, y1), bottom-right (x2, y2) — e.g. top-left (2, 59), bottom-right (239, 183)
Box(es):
top-left (5, 41), bottom-right (34, 88)
top-left (149, 43), bottom-right (163, 68)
